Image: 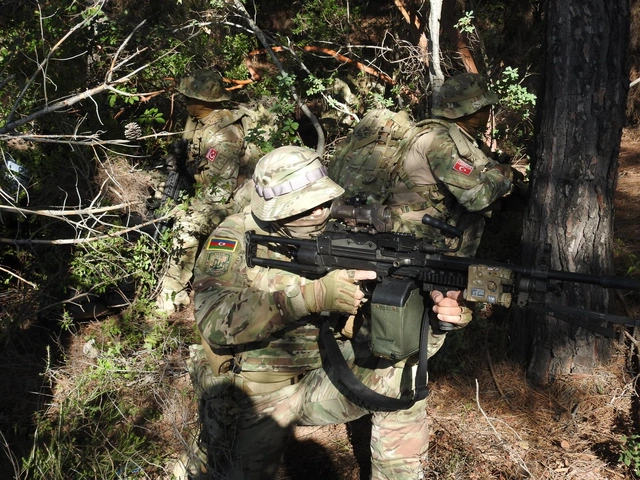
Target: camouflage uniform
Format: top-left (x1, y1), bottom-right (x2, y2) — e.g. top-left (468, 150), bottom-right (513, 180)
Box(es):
top-left (183, 146), bottom-right (445, 480)
top-left (157, 70), bottom-right (263, 314)
top-left (387, 73), bottom-right (515, 256)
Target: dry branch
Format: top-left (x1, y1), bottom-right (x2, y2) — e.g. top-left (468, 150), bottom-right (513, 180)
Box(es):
top-left (0, 202), bottom-right (141, 219)
top-left (0, 213), bottom-right (171, 246)
top-left (228, 0), bottom-right (326, 155)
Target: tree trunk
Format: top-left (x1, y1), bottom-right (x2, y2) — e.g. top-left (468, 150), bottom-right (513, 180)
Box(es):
top-left (428, 0), bottom-right (445, 104)
top-left (512, 0), bottom-right (630, 385)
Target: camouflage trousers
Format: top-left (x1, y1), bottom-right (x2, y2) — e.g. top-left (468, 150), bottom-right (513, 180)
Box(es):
top-left (186, 340), bottom-right (428, 480)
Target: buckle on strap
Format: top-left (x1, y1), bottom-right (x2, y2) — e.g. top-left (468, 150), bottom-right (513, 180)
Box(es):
top-left (254, 166), bottom-right (328, 200)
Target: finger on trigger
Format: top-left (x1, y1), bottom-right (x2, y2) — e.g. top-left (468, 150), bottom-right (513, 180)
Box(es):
top-left (353, 270), bottom-right (377, 281)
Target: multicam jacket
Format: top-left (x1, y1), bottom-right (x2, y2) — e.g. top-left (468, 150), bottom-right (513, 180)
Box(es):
top-left (184, 107), bottom-right (261, 203)
top-left (193, 211), bottom-right (324, 374)
top-left (387, 119), bottom-right (513, 240)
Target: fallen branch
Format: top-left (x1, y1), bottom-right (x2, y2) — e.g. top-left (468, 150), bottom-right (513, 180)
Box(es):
top-left (0, 213), bottom-right (171, 246)
top-left (0, 202), bottom-right (141, 219)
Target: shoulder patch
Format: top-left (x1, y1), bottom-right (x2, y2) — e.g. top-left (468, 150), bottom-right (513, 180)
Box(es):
top-left (204, 251), bottom-right (232, 276)
top-left (206, 148), bottom-right (219, 162)
top-left (453, 158), bottom-right (474, 176)
top-left (207, 237), bottom-right (238, 251)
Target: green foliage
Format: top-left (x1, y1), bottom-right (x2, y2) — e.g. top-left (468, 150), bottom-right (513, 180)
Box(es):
top-left (455, 11), bottom-right (476, 35)
top-left (21, 313), bottom-right (193, 479)
top-left (69, 233), bottom-right (166, 300)
top-left (490, 67), bottom-right (537, 161)
top-left (304, 75), bottom-right (327, 96)
top-left (291, 0), bottom-right (355, 42)
top-left (494, 67), bottom-right (536, 120)
top-left (620, 435), bottom-right (640, 476)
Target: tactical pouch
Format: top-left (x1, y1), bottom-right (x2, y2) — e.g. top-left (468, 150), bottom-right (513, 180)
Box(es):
top-left (370, 277), bottom-right (425, 360)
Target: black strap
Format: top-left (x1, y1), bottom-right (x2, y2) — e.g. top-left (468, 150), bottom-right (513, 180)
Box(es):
top-left (319, 310), bottom-right (430, 411)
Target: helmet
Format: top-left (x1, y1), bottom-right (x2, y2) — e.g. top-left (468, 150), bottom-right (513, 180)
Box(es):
top-left (177, 69), bottom-right (231, 102)
top-left (431, 73), bottom-right (499, 119)
top-left (251, 146), bottom-right (345, 222)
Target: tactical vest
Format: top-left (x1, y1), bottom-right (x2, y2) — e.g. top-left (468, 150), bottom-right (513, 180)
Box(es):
top-left (328, 108), bottom-right (491, 209)
top-left (185, 108), bottom-right (250, 191)
top-left (235, 213), bottom-right (324, 374)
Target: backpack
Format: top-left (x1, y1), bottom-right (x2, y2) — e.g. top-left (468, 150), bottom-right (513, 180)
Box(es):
top-left (328, 108), bottom-right (450, 203)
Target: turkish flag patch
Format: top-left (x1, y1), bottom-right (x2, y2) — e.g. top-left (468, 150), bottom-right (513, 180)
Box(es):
top-left (206, 148), bottom-right (219, 162)
top-left (453, 158), bottom-right (474, 175)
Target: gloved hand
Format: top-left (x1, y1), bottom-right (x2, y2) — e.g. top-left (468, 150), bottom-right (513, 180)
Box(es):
top-left (430, 290), bottom-right (473, 331)
top-left (302, 269), bottom-right (376, 315)
top-left (491, 164), bottom-right (525, 184)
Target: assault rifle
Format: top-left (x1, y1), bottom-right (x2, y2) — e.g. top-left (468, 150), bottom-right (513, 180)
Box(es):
top-left (247, 199), bottom-right (640, 337)
top-left (245, 199), bottom-right (640, 410)
top-left (151, 138), bottom-right (194, 239)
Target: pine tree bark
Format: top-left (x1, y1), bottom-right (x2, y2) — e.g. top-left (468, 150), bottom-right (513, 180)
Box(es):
top-left (512, 0), bottom-right (630, 385)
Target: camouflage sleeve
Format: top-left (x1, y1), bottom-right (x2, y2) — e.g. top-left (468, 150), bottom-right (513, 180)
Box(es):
top-left (193, 215), bottom-right (311, 347)
top-left (414, 134), bottom-right (513, 212)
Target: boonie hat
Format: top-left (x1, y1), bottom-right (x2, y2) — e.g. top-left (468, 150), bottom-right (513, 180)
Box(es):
top-left (251, 146), bottom-right (344, 221)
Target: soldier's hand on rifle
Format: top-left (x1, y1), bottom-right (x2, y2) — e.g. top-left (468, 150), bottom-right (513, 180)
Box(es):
top-left (302, 269), bottom-right (377, 315)
top-left (430, 290), bottom-right (473, 330)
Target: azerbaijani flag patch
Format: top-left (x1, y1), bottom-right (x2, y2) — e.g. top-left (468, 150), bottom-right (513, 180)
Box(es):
top-left (207, 238), bottom-right (237, 252)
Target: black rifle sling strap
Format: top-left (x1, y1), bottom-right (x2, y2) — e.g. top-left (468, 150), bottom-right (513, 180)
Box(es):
top-left (319, 309), bottom-right (430, 411)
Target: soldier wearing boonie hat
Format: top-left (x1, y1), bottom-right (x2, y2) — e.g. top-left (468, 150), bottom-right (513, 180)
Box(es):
top-left (431, 72), bottom-right (500, 119)
top-left (172, 145), bottom-right (469, 479)
top-left (251, 146), bottom-right (344, 222)
top-left (385, 72), bottom-right (523, 257)
top-left (155, 69), bottom-right (266, 316)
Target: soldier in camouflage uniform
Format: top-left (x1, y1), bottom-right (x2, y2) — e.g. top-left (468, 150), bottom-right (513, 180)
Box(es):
top-left (173, 146), bottom-right (473, 480)
top-left (156, 69), bottom-right (264, 315)
top-left (387, 72), bottom-right (522, 256)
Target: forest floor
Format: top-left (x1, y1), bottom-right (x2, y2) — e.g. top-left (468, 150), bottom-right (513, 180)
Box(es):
top-left (5, 133), bottom-right (640, 480)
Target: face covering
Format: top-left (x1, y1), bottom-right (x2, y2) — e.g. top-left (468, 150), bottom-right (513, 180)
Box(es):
top-left (273, 205), bottom-right (331, 239)
top-left (456, 105), bottom-right (491, 136)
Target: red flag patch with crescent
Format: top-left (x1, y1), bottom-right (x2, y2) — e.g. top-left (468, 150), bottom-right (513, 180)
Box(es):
top-left (453, 158), bottom-right (474, 175)
top-left (206, 148), bottom-right (219, 162)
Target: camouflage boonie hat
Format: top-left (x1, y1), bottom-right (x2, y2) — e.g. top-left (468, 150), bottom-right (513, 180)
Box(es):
top-left (251, 146), bottom-right (345, 221)
top-left (431, 73), bottom-right (500, 119)
top-left (177, 69), bottom-right (231, 102)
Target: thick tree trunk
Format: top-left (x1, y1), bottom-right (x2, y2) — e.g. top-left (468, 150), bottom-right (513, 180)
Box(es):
top-left (512, 0), bottom-right (630, 385)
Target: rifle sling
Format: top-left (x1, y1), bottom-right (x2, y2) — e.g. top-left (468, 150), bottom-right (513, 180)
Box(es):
top-left (319, 312), bottom-right (430, 411)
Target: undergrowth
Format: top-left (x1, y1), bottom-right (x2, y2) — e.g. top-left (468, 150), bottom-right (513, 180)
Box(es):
top-left (16, 308), bottom-right (198, 479)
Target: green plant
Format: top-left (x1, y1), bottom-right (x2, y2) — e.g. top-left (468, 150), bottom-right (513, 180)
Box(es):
top-left (455, 10), bottom-right (476, 35)
top-left (138, 108), bottom-right (165, 126)
top-left (70, 233), bottom-right (166, 299)
top-left (493, 67), bottom-right (537, 120)
top-left (291, 0), bottom-right (356, 42)
top-left (620, 434), bottom-right (640, 476)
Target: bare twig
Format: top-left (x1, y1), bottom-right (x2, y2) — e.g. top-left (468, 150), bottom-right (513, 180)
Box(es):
top-left (475, 379), bottom-right (534, 477)
top-left (0, 265), bottom-right (38, 288)
top-left (0, 202), bottom-right (141, 218)
top-left (0, 213), bottom-right (171, 246)
top-left (229, 0), bottom-right (326, 155)
top-left (6, 1), bottom-right (108, 125)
